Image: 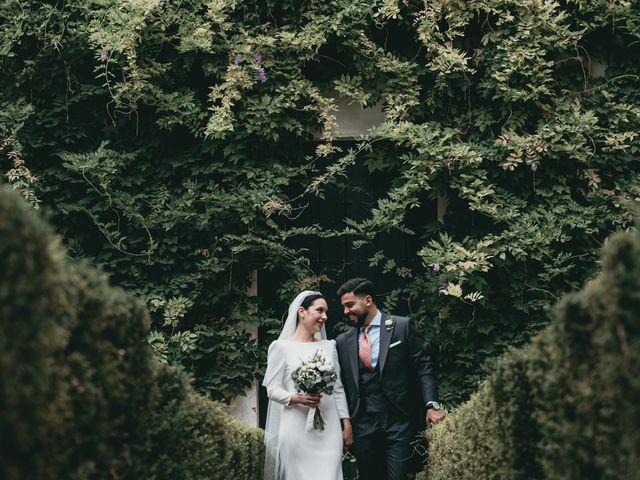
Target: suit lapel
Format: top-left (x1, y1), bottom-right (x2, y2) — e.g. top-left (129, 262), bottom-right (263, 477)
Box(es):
top-left (347, 327), bottom-right (359, 390)
top-left (378, 311), bottom-right (392, 373)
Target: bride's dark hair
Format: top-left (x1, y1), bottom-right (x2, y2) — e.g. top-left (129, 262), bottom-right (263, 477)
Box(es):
top-left (297, 293), bottom-right (325, 323)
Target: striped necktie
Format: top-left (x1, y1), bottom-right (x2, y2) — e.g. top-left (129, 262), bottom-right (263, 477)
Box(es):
top-left (359, 324), bottom-right (373, 371)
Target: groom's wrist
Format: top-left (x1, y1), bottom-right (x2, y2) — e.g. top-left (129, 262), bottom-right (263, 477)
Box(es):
top-left (426, 401), bottom-right (441, 411)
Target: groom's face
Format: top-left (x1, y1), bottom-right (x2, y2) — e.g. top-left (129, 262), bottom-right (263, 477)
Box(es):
top-left (340, 292), bottom-right (372, 327)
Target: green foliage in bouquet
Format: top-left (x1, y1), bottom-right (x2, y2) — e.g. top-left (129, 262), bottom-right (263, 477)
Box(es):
top-left (421, 225), bottom-right (640, 479)
top-left (1, 0), bottom-right (639, 404)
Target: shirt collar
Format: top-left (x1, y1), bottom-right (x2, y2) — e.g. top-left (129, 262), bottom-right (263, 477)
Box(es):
top-left (364, 310), bottom-right (382, 329)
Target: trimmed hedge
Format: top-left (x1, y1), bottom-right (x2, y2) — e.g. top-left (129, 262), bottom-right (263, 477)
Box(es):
top-left (528, 229), bottom-right (640, 479)
top-left (421, 348), bottom-right (541, 480)
top-left (422, 228), bottom-right (640, 480)
top-left (147, 364), bottom-right (264, 480)
top-left (0, 180), bottom-right (70, 478)
top-left (0, 186), bottom-right (264, 479)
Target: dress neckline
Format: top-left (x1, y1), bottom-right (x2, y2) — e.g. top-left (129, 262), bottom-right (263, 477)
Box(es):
top-left (281, 338), bottom-right (323, 344)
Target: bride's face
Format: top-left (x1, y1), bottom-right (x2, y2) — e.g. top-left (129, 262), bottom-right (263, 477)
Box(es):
top-left (298, 298), bottom-right (328, 333)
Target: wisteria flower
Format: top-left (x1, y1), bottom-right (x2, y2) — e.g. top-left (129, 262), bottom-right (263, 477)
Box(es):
top-left (432, 263), bottom-right (441, 273)
top-left (99, 51), bottom-right (109, 62)
top-left (253, 53), bottom-right (262, 63)
top-left (233, 53), bottom-right (243, 65)
top-left (257, 66), bottom-right (267, 83)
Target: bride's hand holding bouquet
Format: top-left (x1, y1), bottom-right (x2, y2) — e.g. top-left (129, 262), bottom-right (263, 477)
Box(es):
top-left (291, 350), bottom-right (337, 431)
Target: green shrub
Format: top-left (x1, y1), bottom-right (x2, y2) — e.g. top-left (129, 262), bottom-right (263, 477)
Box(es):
top-left (490, 349), bottom-right (542, 479)
top-left (0, 185), bottom-right (155, 478)
top-left (145, 362), bottom-right (264, 480)
top-left (143, 363), bottom-right (194, 479)
top-left (221, 406), bottom-right (265, 480)
top-left (529, 230), bottom-right (640, 479)
top-left (0, 186), bottom-right (70, 479)
top-left (54, 263), bottom-right (154, 478)
top-left (180, 394), bottom-right (264, 480)
top-left (423, 228), bottom-right (640, 479)
top-left (423, 348), bottom-right (541, 480)
top-left (0, 187), bottom-right (264, 478)
top-left (420, 383), bottom-right (498, 480)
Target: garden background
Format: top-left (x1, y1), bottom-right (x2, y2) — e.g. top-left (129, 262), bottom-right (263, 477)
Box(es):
top-left (1, 0), bottom-right (639, 478)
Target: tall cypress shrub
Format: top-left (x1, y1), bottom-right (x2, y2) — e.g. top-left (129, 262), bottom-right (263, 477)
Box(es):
top-left (0, 185), bottom-right (155, 478)
top-left (424, 226), bottom-right (640, 479)
top-left (0, 186), bottom-right (265, 479)
top-left (55, 264), bottom-right (154, 477)
top-left (0, 186), bottom-right (70, 479)
top-left (529, 228), bottom-right (640, 479)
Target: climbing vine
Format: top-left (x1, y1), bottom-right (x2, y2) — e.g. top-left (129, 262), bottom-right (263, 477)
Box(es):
top-left (1, 0), bottom-right (639, 403)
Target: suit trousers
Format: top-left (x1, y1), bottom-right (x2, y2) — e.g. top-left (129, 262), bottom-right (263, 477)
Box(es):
top-left (352, 411), bottom-right (415, 480)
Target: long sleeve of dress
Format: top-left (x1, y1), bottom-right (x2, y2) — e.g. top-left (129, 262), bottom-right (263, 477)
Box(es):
top-left (263, 340), bottom-right (293, 406)
top-left (330, 340), bottom-right (350, 419)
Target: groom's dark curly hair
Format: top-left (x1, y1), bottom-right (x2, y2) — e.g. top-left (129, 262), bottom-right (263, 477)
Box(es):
top-left (336, 277), bottom-right (376, 302)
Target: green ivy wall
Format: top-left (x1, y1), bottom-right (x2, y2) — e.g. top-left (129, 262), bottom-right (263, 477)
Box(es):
top-left (1, 0), bottom-right (639, 404)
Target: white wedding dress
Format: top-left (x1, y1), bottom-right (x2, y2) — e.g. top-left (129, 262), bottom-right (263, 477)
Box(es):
top-left (263, 338), bottom-right (349, 480)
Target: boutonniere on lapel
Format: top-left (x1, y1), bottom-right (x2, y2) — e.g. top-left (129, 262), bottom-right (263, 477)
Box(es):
top-left (385, 318), bottom-right (394, 332)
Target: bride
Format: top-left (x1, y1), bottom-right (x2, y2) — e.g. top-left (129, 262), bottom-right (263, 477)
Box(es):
top-left (263, 291), bottom-right (352, 480)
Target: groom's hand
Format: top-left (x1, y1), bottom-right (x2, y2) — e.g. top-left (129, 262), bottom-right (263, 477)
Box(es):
top-left (341, 419), bottom-right (353, 451)
top-left (426, 408), bottom-right (445, 426)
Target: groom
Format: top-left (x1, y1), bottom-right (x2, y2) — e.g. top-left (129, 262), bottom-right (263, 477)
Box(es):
top-left (335, 278), bottom-right (445, 480)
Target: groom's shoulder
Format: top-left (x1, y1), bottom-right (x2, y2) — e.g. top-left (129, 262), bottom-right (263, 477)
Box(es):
top-left (385, 312), bottom-right (410, 324)
top-left (335, 329), bottom-right (350, 346)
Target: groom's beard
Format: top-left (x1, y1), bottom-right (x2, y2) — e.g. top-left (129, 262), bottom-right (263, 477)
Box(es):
top-left (348, 311), bottom-right (369, 328)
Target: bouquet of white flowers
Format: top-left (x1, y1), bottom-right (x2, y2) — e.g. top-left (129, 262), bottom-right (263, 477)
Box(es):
top-left (291, 350), bottom-right (337, 431)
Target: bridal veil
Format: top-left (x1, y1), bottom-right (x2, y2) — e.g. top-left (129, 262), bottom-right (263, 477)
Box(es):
top-left (262, 290), bottom-right (327, 479)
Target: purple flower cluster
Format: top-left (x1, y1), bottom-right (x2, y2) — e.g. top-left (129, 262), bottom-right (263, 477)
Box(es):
top-left (254, 52), bottom-right (266, 83)
top-left (100, 51), bottom-right (109, 61)
top-left (231, 51), bottom-right (267, 83)
top-left (257, 66), bottom-right (267, 83)
top-left (432, 263), bottom-right (441, 273)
